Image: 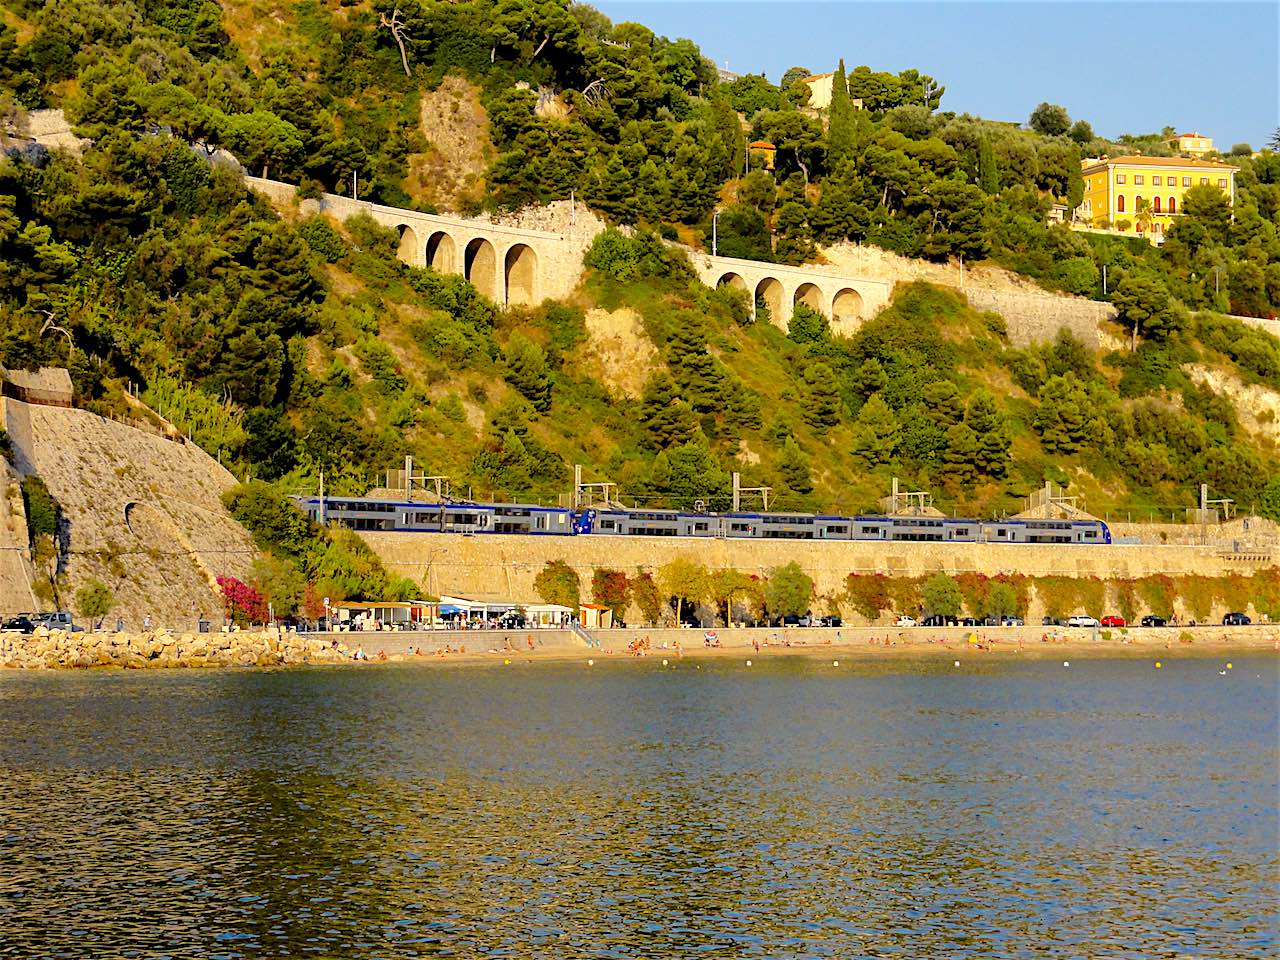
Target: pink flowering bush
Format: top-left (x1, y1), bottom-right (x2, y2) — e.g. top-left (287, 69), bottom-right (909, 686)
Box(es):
top-left (217, 575), bottom-right (268, 626)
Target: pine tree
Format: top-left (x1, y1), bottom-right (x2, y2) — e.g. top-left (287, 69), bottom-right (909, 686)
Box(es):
top-left (778, 436), bottom-right (813, 493)
top-left (850, 393), bottom-right (899, 464)
top-left (964, 392), bottom-right (1010, 477)
top-left (827, 59), bottom-right (856, 169)
top-left (978, 134), bottom-right (999, 194)
top-left (1034, 373), bottom-right (1094, 454)
top-left (503, 333), bottom-right (553, 412)
top-left (942, 422), bottom-right (979, 485)
top-left (801, 363), bottom-right (841, 428)
top-left (921, 379), bottom-right (964, 425)
top-left (639, 373), bottom-right (698, 449)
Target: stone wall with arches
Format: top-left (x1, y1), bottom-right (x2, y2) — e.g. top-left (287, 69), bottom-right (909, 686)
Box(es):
top-left (696, 253), bottom-right (894, 337)
top-left (245, 177), bottom-right (600, 307)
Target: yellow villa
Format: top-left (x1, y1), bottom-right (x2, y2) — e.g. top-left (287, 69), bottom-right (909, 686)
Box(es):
top-left (1077, 155), bottom-right (1237, 239)
top-left (1164, 131), bottom-right (1214, 156)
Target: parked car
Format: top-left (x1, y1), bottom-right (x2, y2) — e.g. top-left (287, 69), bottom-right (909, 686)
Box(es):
top-left (920, 614), bottom-right (955, 627)
top-left (1222, 612), bottom-right (1252, 626)
top-left (1067, 615), bottom-right (1100, 628)
top-left (1, 614), bottom-right (36, 634)
top-left (1100, 615), bottom-right (1127, 627)
top-left (35, 611), bottom-right (82, 632)
top-left (818, 615), bottom-right (842, 627)
top-left (959, 617), bottom-right (979, 627)
top-left (1041, 616), bottom-right (1068, 627)
top-left (1139, 615), bottom-right (1167, 627)
top-left (1001, 617), bottom-right (1024, 626)
top-left (895, 616), bottom-right (917, 627)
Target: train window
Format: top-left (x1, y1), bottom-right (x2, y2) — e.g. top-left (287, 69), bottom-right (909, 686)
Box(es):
top-left (953, 528), bottom-right (969, 536)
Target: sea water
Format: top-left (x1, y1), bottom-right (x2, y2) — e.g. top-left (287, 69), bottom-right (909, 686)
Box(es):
top-left (1, 656), bottom-right (1276, 958)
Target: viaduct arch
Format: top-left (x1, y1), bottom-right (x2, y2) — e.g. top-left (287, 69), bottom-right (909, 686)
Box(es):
top-left (284, 187), bottom-right (583, 306)
top-left (697, 252), bottom-right (892, 336)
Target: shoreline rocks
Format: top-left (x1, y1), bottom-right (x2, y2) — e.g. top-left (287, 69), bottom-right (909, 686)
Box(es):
top-left (0, 627), bottom-right (352, 670)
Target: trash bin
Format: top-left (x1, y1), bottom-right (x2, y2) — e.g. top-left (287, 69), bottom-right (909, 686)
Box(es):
top-left (198, 619), bottom-right (210, 633)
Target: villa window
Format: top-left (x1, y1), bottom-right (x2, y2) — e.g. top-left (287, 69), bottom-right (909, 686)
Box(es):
top-left (1117, 195), bottom-right (1125, 213)
top-left (1152, 175), bottom-right (1162, 185)
top-left (1201, 177), bottom-right (1209, 185)
top-left (1168, 197), bottom-right (1177, 213)
top-left (1153, 197), bottom-right (1161, 212)
top-left (1218, 178), bottom-right (1226, 188)
top-left (1116, 174), bottom-right (1126, 184)
top-left (1183, 177), bottom-right (1191, 186)
top-left (1134, 174), bottom-right (1144, 184)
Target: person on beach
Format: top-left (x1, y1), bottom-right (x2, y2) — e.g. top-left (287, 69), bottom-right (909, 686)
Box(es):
top-left (527, 635), bottom-right (534, 650)
top-left (354, 645), bottom-right (367, 661)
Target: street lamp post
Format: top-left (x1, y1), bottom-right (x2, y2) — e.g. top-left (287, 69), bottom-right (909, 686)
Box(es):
top-left (712, 209), bottom-right (720, 257)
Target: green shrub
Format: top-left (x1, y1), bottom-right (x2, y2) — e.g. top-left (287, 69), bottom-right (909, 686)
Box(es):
top-left (297, 216), bottom-right (347, 262)
top-left (21, 476), bottom-right (59, 541)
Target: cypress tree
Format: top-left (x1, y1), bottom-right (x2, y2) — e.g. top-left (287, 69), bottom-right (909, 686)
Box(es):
top-left (827, 59), bottom-right (856, 169)
top-left (978, 134), bottom-right (999, 194)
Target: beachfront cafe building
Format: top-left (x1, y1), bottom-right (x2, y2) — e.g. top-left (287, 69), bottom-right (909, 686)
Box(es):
top-left (437, 595), bottom-right (574, 628)
top-left (330, 600), bottom-right (439, 630)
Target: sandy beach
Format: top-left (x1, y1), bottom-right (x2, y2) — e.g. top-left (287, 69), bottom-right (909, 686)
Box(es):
top-left (347, 625), bottom-right (1280, 668)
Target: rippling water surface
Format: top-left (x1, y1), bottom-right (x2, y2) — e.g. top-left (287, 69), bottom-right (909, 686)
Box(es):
top-left (1, 656), bottom-right (1277, 958)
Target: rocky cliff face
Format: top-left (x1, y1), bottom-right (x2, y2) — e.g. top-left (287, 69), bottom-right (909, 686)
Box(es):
top-left (2, 396), bottom-right (258, 624)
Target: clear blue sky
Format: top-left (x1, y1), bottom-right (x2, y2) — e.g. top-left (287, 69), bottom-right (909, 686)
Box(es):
top-left (592, 1), bottom-right (1279, 149)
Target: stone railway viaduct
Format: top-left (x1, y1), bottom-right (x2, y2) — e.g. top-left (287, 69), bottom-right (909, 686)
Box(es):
top-left (247, 177), bottom-right (951, 338)
top-left (246, 176), bottom-right (1278, 346)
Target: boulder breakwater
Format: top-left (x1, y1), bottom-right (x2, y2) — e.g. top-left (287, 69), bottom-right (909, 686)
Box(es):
top-left (0, 628), bottom-right (351, 670)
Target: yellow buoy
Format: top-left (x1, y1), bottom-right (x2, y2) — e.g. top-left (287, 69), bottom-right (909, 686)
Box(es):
top-left (588, 659), bottom-right (594, 666)
top-left (662, 659), bottom-right (669, 666)
top-left (503, 658), bottom-right (510, 665)
top-left (833, 660), bottom-right (840, 667)
top-left (1155, 661), bottom-right (1162, 668)
top-left (1226, 662), bottom-right (1233, 669)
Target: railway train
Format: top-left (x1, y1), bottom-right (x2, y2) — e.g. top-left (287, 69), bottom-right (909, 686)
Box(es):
top-left (292, 496), bottom-right (1112, 545)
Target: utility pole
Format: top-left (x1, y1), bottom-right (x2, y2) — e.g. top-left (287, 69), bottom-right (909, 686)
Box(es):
top-left (712, 209), bottom-right (720, 257)
top-left (1102, 263), bottom-right (1107, 295)
top-left (352, 171), bottom-right (358, 202)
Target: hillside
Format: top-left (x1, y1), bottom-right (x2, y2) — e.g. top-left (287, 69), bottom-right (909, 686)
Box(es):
top-left (0, 0), bottom-right (1279, 618)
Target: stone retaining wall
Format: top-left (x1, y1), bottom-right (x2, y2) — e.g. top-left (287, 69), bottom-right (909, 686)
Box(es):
top-left (360, 531), bottom-right (1278, 625)
top-left (963, 287), bottom-right (1114, 348)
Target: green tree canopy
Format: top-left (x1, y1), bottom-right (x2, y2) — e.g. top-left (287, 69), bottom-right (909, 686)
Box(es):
top-left (921, 572), bottom-right (962, 616)
top-left (1028, 102), bottom-right (1071, 137)
top-left (75, 578), bottom-right (114, 628)
top-left (764, 561), bottom-right (812, 618)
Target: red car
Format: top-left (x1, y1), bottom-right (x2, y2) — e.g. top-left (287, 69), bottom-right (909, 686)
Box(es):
top-left (1100, 615), bottom-right (1127, 627)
